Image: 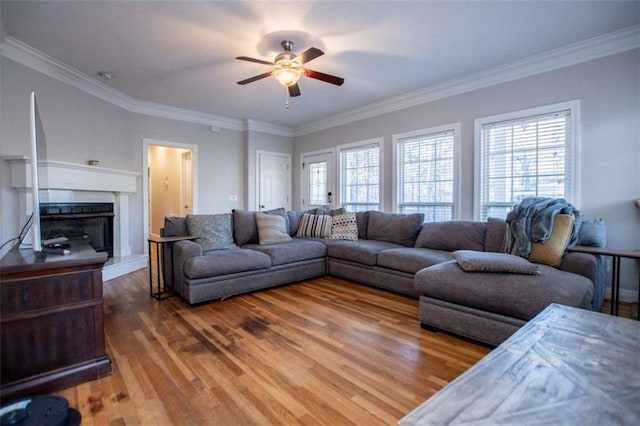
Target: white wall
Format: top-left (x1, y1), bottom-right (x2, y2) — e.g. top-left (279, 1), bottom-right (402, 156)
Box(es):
top-left (294, 49), bottom-right (640, 297)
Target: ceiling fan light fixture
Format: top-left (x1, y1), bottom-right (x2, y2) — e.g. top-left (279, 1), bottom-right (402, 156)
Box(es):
top-left (273, 66), bottom-right (303, 87)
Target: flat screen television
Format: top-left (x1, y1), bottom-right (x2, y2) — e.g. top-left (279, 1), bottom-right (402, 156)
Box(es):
top-left (16, 92), bottom-right (46, 252)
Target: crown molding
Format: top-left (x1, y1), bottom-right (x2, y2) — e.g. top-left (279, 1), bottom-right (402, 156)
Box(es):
top-left (293, 24), bottom-right (640, 136)
top-left (244, 119), bottom-right (293, 137)
top-left (0, 36), bottom-right (247, 132)
top-left (2, 24), bottom-right (638, 139)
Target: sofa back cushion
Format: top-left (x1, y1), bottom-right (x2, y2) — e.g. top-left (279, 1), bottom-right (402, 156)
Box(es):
top-left (367, 211), bottom-right (424, 247)
top-left (415, 221), bottom-right (486, 252)
top-left (484, 217), bottom-right (507, 253)
top-left (186, 213), bottom-right (236, 251)
top-left (232, 208), bottom-right (287, 246)
top-left (355, 211), bottom-right (369, 240)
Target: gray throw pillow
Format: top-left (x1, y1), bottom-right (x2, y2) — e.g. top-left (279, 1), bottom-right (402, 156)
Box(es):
top-left (186, 214), bottom-right (236, 251)
top-left (255, 213), bottom-right (292, 244)
top-left (163, 216), bottom-right (188, 237)
top-left (452, 250), bottom-right (539, 274)
top-left (578, 218), bottom-right (606, 248)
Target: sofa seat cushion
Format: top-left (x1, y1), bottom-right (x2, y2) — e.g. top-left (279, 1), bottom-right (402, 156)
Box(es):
top-left (415, 260), bottom-right (593, 321)
top-left (327, 240), bottom-right (402, 266)
top-left (184, 248), bottom-right (271, 279)
top-left (377, 248), bottom-right (453, 274)
top-left (245, 238), bottom-right (327, 266)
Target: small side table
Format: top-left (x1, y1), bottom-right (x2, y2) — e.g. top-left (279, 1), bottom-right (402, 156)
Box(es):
top-left (568, 245), bottom-right (640, 320)
top-left (147, 235), bottom-right (195, 300)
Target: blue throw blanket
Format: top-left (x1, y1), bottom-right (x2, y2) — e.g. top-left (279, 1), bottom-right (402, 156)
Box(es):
top-left (505, 197), bottom-right (581, 258)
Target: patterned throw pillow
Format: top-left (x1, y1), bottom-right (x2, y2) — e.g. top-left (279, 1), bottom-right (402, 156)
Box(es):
top-left (296, 214), bottom-right (333, 238)
top-left (186, 214), bottom-right (236, 251)
top-left (255, 212), bottom-right (292, 245)
top-left (327, 213), bottom-right (358, 240)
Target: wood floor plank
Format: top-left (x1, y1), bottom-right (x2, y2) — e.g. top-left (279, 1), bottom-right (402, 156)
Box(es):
top-left (53, 269), bottom-right (494, 425)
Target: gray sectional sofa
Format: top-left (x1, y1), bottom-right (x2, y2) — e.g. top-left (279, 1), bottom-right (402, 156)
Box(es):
top-left (162, 208), bottom-right (605, 346)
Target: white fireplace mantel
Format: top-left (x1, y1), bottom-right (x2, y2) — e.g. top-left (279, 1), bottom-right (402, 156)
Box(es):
top-left (6, 156), bottom-right (139, 192)
top-left (5, 156), bottom-right (145, 281)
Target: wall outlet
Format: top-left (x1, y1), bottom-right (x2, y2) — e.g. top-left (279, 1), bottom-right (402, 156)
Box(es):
top-left (229, 195), bottom-right (238, 201)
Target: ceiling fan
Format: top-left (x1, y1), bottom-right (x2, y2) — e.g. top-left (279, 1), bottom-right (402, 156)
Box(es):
top-left (236, 40), bottom-right (344, 98)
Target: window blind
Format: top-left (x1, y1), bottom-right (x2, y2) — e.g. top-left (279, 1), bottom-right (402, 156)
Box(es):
top-left (479, 109), bottom-right (572, 220)
top-left (340, 143), bottom-right (380, 211)
top-left (396, 130), bottom-right (455, 221)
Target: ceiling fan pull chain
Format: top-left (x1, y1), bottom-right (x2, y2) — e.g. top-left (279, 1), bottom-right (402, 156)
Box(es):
top-left (285, 87), bottom-right (290, 110)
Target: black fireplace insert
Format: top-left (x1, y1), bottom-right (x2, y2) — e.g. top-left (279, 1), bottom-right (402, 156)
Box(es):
top-left (40, 202), bottom-right (114, 258)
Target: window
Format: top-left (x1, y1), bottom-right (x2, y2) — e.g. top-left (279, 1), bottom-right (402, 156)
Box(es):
top-left (308, 162), bottom-right (327, 205)
top-left (475, 101), bottom-right (579, 221)
top-left (339, 139), bottom-right (381, 211)
top-left (394, 124), bottom-right (459, 221)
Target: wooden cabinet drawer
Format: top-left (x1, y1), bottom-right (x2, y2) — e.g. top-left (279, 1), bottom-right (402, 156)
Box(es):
top-left (0, 271), bottom-right (96, 315)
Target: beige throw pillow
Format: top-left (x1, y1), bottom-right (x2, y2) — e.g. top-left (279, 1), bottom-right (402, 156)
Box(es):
top-left (255, 212), bottom-right (292, 245)
top-left (529, 214), bottom-right (574, 267)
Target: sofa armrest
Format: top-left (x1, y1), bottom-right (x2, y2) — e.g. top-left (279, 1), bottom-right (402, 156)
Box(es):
top-left (171, 240), bottom-right (202, 296)
top-left (559, 252), bottom-right (605, 311)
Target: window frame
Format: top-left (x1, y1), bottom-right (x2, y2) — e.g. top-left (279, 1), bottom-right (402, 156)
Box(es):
top-left (473, 100), bottom-right (581, 221)
top-left (392, 123), bottom-right (461, 220)
top-left (337, 137), bottom-right (384, 212)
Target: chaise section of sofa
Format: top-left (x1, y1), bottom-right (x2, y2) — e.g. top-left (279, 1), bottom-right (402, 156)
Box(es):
top-left (413, 217), bottom-right (605, 346)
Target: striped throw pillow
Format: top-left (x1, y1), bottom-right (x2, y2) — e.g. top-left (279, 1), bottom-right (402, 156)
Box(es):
top-left (296, 214), bottom-right (333, 238)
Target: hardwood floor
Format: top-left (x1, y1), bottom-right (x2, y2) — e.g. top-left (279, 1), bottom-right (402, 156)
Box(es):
top-left (55, 271), bottom-right (490, 425)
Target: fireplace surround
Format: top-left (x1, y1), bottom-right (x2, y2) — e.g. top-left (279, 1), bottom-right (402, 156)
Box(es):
top-left (5, 157), bottom-right (145, 280)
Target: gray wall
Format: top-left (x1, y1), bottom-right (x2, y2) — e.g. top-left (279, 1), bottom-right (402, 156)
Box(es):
top-left (0, 57), bottom-right (249, 256)
top-left (294, 49), bottom-right (640, 296)
top-left (246, 129), bottom-right (293, 210)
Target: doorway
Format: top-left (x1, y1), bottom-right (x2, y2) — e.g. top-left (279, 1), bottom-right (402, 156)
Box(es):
top-left (143, 139), bottom-right (197, 244)
top-left (300, 150), bottom-right (335, 211)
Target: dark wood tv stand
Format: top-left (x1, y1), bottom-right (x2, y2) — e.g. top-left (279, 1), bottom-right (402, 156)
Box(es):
top-left (0, 239), bottom-right (111, 403)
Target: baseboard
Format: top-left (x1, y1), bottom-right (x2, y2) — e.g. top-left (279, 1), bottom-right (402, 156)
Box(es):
top-left (102, 254), bottom-right (147, 281)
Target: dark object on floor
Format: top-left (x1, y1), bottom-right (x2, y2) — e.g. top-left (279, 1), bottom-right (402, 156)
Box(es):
top-left (0, 396), bottom-right (81, 426)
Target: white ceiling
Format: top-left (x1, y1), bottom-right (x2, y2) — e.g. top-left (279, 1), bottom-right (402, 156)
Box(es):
top-left (2, 1), bottom-right (639, 130)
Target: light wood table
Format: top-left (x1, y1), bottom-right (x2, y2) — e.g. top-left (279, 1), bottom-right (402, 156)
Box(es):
top-left (399, 304), bottom-right (640, 425)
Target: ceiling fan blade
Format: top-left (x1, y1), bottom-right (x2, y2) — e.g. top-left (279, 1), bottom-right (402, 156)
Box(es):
top-left (237, 71), bottom-right (273, 85)
top-left (297, 47), bottom-right (324, 64)
top-left (304, 69), bottom-right (344, 86)
top-left (288, 84), bottom-right (301, 97)
top-left (236, 56), bottom-right (274, 66)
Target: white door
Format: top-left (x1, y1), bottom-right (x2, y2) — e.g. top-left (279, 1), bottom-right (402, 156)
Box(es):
top-left (301, 151), bottom-right (335, 211)
top-left (257, 151), bottom-right (291, 211)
